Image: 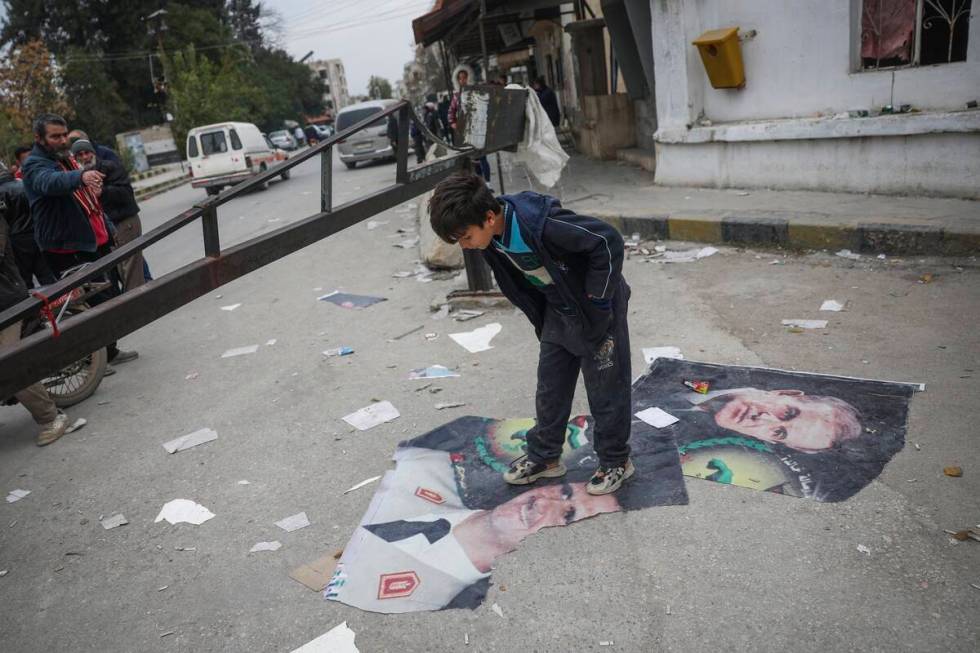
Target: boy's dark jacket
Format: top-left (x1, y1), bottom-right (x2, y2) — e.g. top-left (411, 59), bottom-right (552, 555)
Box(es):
top-left (485, 191), bottom-right (629, 345)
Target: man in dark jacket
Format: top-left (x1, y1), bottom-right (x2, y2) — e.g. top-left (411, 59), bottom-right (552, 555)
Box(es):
top-left (71, 139), bottom-right (145, 291)
top-left (0, 162), bottom-right (55, 287)
top-left (429, 173), bottom-right (633, 495)
top-left (0, 218), bottom-right (72, 446)
top-left (67, 129), bottom-right (121, 165)
top-left (532, 77), bottom-right (561, 128)
top-left (22, 113), bottom-right (138, 364)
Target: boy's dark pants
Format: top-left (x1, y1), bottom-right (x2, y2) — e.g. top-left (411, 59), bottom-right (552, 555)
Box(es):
top-left (526, 296), bottom-right (632, 468)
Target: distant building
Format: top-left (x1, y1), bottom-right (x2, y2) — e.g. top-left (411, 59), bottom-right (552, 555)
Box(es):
top-left (308, 59), bottom-right (351, 120)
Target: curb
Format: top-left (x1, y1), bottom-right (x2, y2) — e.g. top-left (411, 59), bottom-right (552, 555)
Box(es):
top-left (134, 176), bottom-right (190, 202)
top-left (595, 211), bottom-right (980, 256)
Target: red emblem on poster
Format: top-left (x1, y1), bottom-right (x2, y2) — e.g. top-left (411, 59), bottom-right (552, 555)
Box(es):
top-left (414, 487), bottom-right (445, 504)
top-left (378, 571), bottom-right (420, 599)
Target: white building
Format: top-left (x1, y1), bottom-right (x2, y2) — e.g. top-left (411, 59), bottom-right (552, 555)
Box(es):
top-left (649, 0), bottom-right (979, 198)
top-left (308, 58), bottom-right (351, 117)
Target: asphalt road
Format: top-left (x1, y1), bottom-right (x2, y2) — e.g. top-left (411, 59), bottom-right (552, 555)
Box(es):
top-left (1, 153), bottom-right (978, 652)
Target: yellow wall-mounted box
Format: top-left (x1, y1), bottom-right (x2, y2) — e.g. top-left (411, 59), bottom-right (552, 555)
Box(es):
top-left (692, 27), bottom-right (745, 89)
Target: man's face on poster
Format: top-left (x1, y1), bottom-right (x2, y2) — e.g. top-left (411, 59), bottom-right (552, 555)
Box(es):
top-left (707, 388), bottom-right (861, 452)
top-left (485, 482), bottom-right (617, 548)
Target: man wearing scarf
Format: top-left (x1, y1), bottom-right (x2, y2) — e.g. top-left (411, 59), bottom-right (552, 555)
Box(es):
top-left (21, 113), bottom-right (138, 365)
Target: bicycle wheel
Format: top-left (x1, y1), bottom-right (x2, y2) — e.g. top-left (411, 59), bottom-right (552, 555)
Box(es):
top-left (44, 347), bottom-right (109, 408)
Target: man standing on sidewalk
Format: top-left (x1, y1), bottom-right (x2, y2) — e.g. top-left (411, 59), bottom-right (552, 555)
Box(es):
top-left (71, 139), bottom-right (145, 292)
top-left (0, 217), bottom-right (70, 446)
top-left (21, 113), bottom-right (138, 365)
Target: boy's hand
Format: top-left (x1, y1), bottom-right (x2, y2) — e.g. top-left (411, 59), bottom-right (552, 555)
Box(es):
top-left (585, 309), bottom-right (613, 349)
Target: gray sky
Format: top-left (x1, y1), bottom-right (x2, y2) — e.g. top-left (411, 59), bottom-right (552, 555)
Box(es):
top-left (270, 0), bottom-right (433, 96)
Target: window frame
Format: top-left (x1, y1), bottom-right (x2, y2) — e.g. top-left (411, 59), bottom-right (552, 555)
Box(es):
top-left (854, 0), bottom-right (972, 72)
top-left (200, 130), bottom-right (229, 155)
top-left (229, 128), bottom-right (243, 150)
top-left (187, 134), bottom-right (199, 158)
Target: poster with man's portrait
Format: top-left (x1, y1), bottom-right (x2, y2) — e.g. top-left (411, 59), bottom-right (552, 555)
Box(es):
top-left (633, 358), bottom-right (920, 502)
top-left (326, 414), bottom-right (688, 614)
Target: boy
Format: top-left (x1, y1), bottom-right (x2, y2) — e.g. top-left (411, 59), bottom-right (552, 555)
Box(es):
top-left (429, 173), bottom-right (633, 495)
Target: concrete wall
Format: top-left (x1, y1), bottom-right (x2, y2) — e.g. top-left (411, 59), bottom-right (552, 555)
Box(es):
top-left (649, 0), bottom-right (980, 197)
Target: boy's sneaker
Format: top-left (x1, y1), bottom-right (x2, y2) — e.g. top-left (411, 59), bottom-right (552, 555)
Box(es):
top-left (36, 411), bottom-right (70, 447)
top-left (503, 456), bottom-right (567, 485)
top-left (587, 459), bottom-right (635, 495)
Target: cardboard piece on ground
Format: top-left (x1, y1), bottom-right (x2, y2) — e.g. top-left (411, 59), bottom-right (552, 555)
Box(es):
top-left (289, 553), bottom-right (340, 592)
top-left (291, 621), bottom-right (359, 653)
top-left (449, 323), bottom-right (502, 353)
top-left (162, 427), bottom-right (218, 454)
top-left (318, 291), bottom-right (387, 309)
top-left (100, 513), bottom-right (128, 530)
top-left (342, 401), bottom-right (400, 430)
top-left (635, 407), bottom-right (679, 428)
top-left (5, 489), bottom-right (30, 503)
top-left (250, 540), bottom-right (282, 553)
top-left (642, 346), bottom-right (683, 364)
top-left (820, 300), bottom-right (845, 312)
top-left (154, 499), bottom-right (215, 526)
top-left (408, 365), bottom-right (459, 380)
top-left (221, 345), bottom-right (259, 358)
top-left (275, 512), bottom-right (311, 532)
top-left (781, 319), bottom-right (829, 329)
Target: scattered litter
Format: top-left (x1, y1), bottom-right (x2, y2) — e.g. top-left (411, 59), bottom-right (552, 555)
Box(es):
top-left (424, 332), bottom-right (438, 341)
top-left (157, 585), bottom-right (167, 591)
top-left (0, 570), bottom-right (7, 577)
top-left (464, 633), bottom-right (469, 646)
top-left (100, 514), bottom-right (128, 530)
top-left (65, 417), bottom-right (87, 433)
top-left (174, 546), bottom-right (196, 552)
top-left (318, 291), bottom-right (386, 309)
top-left (366, 220), bottom-right (388, 230)
top-left (162, 427), bottom-right (218, 454)
top-left (943, 466), bottom-right (963, 477)
top-left (491, 603), bottom-right (505, 618)
top-left (5, 489), bottom-right (30, 503)
top-left (408, 365), bottom-right (459, 380)
top-left (184, 372), bottom-right (199, 380)
top-left (323, 346), bottom-right (355, 357)
top-left (220, 303), bottom-right (241, 311)
top-left (683, 380), bottom-right (710, 394)
top-left (154, 499), bottom-right (215, 526)
top-left (662, 246), bottom-right (718, 263)
top-left (342, 401), bottom-right (400, 430)
top-left (392, 324), bottom-right (424, 340)
top-left (449, 322), bottom-right (502, 353)
top-left (435, 402), bottom-right (467, 410)
top-left (160, 631), bottom-right (175, 639)
top-left (237, 480), bottom-right (250, 485)
top-left (769, 260), bottom-right (783, 265)
top-left (275, 512), bottom-right (311, 533)
top-left (877, 254), bottom-right (887, 260)
top-left (290, 553), bottom-right (339, 592)
top-left (291, 621), bottom-right (359, 653)
top-left (599, 642), bottom-right (615, 647)
top-left (642, 346), bottom-right (683, 364)
top-left (221, 345), bottom-right (259, 358)
top-left (971, 583), bottom-right (980, 591)
top-left (788, 327), bottom-right (805, 334)
top-left (394, 236), bottom-right (420, 249)
top-left (265, 339), bottom-right (277, 346)
top-left (835, 249), bottom-right (862, 261)
top-left (666, 605), bottom-right (671, 615)
top-left (913, 443), bottom-right (921, 451)
top-left (735, 191), bottom-right (750, 196)
top-left (431, 304), bottom-right (450, 320)
top-left (654, 245), bottom-right (667, 253)
top-left (781, 319), bottom-right (828, 329)
top-left (857, 544), bottom-right (871, 555)
top-left (635, 407), bottom-right (679, 429)
top-left (97, 400), bottom-right (111, 405)
top-left (453, 309), bottom-right (485, 322)
top-left (819, 300), bottom-right (845, 312)
top-left (250, 541), bottom-right (283, 553)
top-left (392, 271), bottom-right (413, 278)
top-left (343, 476), bottom-right (381, 494)
top-left (918, 273), bottom-right (934, 284)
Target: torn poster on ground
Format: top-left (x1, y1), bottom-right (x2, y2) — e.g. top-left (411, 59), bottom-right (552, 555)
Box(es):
top-left (633, 358), bottom-right (919, 502)
top-left (318, 291), bottom-right (387, 309)
top-left (326, 415), bottom-right (687, 614)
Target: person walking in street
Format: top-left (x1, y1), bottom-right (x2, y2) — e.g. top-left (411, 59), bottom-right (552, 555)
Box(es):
top-left (532, 76), bottom-right (561, 128)
top-left (0, 217), bottom-right (71, 446)
top-left (67, 129), bottom-right (121, 165)
top-left (71, 139), bottom-right (145, 292)
top-left (21, 113), bottom-right (138, 365)
top-left (0, 162), bottom-right (55, 287)
top-left (428, 173), bottom-right (634, 495)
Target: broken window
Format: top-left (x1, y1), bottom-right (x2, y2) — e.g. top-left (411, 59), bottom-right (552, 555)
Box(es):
top-left (860, 0), bottom-right (971, 70)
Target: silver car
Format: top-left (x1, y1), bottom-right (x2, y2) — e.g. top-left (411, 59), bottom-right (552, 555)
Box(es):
top-left (336, 100), bottom-right (399, 169)
top-left (268, 130), bottom-right (297, 151)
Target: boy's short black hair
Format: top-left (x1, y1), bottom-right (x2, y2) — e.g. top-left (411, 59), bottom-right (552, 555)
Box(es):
top-left (428, 172), bottom-right (500, 244)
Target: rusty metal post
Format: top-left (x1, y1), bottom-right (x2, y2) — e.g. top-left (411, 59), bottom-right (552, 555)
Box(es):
top-left (202, 205), bottom-right (220, 257)
top-left (321, 146), bottom-right (332, 212)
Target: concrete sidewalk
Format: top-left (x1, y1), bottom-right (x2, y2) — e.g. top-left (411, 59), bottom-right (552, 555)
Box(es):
top-left (132, 163), bottom-right (190, 202)
top-left (501, 155), bottom-right (980, 255)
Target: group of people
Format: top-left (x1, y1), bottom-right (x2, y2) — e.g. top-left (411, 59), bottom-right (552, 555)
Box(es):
top-left (1, 113), bottom-right (147, 446)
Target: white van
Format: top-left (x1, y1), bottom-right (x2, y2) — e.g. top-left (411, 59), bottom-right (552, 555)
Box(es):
top-left (336, 100), bottom-right (399, 169)
top-left (186, 122), bottom-right (289, 195)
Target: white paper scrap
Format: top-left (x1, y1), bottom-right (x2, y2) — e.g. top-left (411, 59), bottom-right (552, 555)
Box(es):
top-left (819, 300), bottom-right (845, 312)
top-left (781, 319), bottom-right (829, 329)
top-left (449, 323), bottom-right (502, 353)
top-left (237, 480), bottom-right (251, 485)
top-left (291, 621), bottom-right (359, 653)
top-left (154, 499), bottom-right (215, 526)
top-left (642, 346), bottom-right (684, 364)
top-left (221, 345), bottom-right (259, 358)
top-left (835, 249), bottom-right (862, 260)
top-left (220, 303), bottom-right (241, 311)
top-left (697, 246), bottom-right (719, 258)
top-left (5, 489), bottom-right (30, 503)
top-left (635, 407), bottom-right (679, 429)
top-left (275, 512), bottom-right (311, 532)
top-left (491, 603), bottom-right (505, 618)
top-left (265, 339), bottom-right (277, 346)
top-left (249, 541), bottom-right (282, 553)
top-left (857, 544), bottom-right (871, 556)
top-left (100, 514), bottom-right (128, 530)
top-left (162, 427), bottom-right (218, 454)
top-left (343, 476), bottom-right (382, 494)
top-left (65, 417), bottom-right (87, 433)
top-left (342, 401), bottom-right (400, 431)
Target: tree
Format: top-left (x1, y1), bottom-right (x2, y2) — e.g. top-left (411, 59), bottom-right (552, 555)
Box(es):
top-left (60, 46), bottom-right (131, 146)
top-left (0, 39), bottom-right (72, 148)
top-left (367, 76), bottom-right (393, 100)
top-left (251, 47), bottom-right (326, 131)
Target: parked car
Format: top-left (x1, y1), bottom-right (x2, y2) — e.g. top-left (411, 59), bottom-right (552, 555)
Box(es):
top-left (336, 99), bottom-right (399, 169)
top-left (268, 130), bottom-right (298, 151)
top-left (303, 124), bottom-right (331, 145)
top-left (186, 121), bottom-right (289, 196)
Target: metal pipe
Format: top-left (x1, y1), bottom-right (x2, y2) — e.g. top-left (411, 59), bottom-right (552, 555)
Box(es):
top-left (321, 146), bottom-right (333, 213)
top-left (479, 0), bottom-right (489, 81)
